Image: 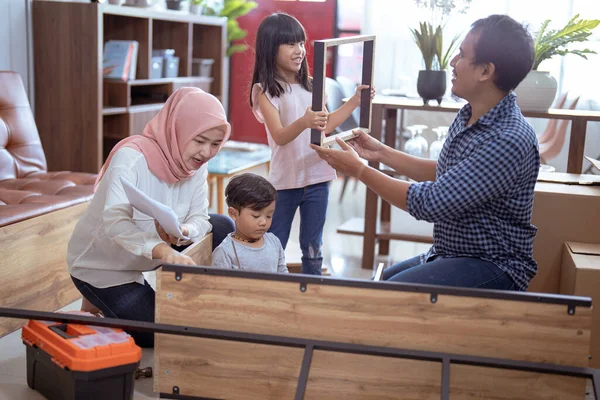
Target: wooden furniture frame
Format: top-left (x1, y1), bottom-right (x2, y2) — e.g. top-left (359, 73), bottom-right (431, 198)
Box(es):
top-left (151, 266), bottom-right (594, 399)
top-left (1, 271), bottom-right (597, 399)
top-left (0, 203), bottom-right (89, 338)
top-left (32, 1), bottom-right (227, 173)
top-left (311, 35), bottom-right (375, 147)
top-left (342, 96), bottom-right (600, 270)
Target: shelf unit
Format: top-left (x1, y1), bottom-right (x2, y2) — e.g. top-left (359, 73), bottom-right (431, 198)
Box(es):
top-left (32, 1), bottom-right (227, 173)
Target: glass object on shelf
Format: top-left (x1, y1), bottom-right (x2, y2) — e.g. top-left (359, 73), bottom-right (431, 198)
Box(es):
top-left (430, 126), bottom-right (448, 160)
top-left (413, 124), bottom-right (429, 156)
top-left (404, 125), bottom-right (425, 157)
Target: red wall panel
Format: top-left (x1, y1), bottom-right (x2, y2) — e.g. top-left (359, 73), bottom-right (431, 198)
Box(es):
top-left (228, 0), bottom-right (336, 144)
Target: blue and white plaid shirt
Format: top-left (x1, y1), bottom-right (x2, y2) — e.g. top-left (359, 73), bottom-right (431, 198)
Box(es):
top-left (406, 93), bottom-right (540, 291)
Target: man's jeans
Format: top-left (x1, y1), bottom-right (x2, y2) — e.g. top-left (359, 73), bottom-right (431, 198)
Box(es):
top-left (383, 255), bottom-right (517, 291)
top-left (269, 182), bottom-right (329, 275)
top-left (71, 213), bottom-right (235, 347)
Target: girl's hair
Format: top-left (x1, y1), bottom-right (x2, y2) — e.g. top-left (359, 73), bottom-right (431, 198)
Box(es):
top-left (249, 12), bottom-right (312, 107)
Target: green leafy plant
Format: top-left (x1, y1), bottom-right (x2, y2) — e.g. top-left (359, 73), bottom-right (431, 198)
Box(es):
top-left (412, 21), bottom-right (460, 70)
top-left (533, 14), bottom-right (600, 70)
top-left (204, 0), bottom-right (258, 57)
top-left (190, 0), bottom-right (205, 5)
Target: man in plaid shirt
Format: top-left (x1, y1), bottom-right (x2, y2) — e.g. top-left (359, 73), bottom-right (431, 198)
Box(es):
top-left (313, 15), bottom-right (539, 291)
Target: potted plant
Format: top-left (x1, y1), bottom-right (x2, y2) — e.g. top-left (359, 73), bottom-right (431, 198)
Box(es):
top-left (190, 0), bottom-right (206, 15)
top-left (412, 0), bottom-right (467, 104)
top-left (515, 14), bottom-right (599, 112)
top-left (412, 22), bottom-right (460, 104)
top-left (204, 0), bottom-right (258, 56)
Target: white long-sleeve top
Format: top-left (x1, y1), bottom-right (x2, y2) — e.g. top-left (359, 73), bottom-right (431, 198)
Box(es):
top-left (67, 148), bottom-right (211, 288)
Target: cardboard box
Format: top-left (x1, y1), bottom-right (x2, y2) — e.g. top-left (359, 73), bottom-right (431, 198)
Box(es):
top-left (529, 180), bottom-right (600, 293)
top-left (560, 242), bottom-right (600, 367)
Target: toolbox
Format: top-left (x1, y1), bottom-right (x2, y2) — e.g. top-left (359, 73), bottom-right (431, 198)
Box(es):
top-left (21, 311), bottom-right (141, 400)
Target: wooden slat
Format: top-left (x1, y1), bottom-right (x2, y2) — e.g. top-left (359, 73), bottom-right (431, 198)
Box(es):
top-left (154, 334), bottom-right (304, 399)
top-left (317, 34), bottom-right (376, 47)
top-left (0, 203), bottom-right (88, 337)
top-left (450, 364), bottom-right (586, 400)
top-left (337, 216), bottom-right (433, 243)
top-left (157, 273), bottom-right (591, 366)
top-left (305, 350), bottom-right (441, 400)
top-left (181, 233), bottom-right (212, 266)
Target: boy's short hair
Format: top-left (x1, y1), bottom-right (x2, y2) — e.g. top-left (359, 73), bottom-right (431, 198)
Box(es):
top-left (470, 14), bottom-right (534, 92)
top-left (225, 173), bottom-right (277, 211)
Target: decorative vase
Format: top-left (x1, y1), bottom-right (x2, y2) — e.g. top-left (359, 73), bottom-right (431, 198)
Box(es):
top-left (514, 70), bottom-right (557, 112)
top-left (189, 3), bottom-right (204, 14)
top-left (417, 70), bottom-right (447, 105)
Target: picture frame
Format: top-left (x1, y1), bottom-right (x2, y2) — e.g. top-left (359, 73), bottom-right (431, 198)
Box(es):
top-left (311, 35), bottom-right (376, 147)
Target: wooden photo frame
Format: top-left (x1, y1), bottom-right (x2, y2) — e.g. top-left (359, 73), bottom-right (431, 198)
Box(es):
top-left (311, 35), bottom-right (376, 147)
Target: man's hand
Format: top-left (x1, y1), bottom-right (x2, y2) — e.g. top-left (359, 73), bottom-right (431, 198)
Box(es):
top-left (155, 220), bottom-right (188, 245)
top-left (310, 137), bottom-right (366, 178)
top-left (151, 243), bottom-right (196, 266)
top-left (347, 129), bottom-right (384, 162)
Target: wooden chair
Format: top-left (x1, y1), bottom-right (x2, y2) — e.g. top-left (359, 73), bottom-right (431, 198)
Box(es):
top-left (539, 96), bottom-right (581, 164)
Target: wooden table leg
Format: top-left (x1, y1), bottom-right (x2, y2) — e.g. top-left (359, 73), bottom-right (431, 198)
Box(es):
top-left (362, 104), bottom-right (384, 269)
top-left (217, 177), bottom-right (225, 215)
top-left (567, 118), bottom-right (587, 174)
top-left (378, 108), bottom-right (397, 256)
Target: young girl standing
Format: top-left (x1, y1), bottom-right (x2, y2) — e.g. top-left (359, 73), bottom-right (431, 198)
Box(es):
top-left (250, 12), bottom-right (373, 275)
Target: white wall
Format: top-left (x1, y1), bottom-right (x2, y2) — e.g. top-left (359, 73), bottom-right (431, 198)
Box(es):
top-left (0, 0), bottom-right (31, 98)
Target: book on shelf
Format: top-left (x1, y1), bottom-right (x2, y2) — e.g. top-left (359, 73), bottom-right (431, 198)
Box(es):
top-left (103, 40), bottom-right (139, 81)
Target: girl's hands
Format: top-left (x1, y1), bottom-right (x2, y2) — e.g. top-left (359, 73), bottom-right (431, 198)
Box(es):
top-left (302, 106), bottom-right (328, 131)
top-left (155, 220), bottom-right (189, 245)
top-left (152, 242), bottom-right (196, 266)
top-left (350, 85), bottom-right (376, 106)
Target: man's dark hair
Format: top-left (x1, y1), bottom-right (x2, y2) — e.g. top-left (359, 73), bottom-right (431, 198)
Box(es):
top-left (225, 173), bottom-right (277, 211)
top-left (470, 15), bottom-right (534, 92)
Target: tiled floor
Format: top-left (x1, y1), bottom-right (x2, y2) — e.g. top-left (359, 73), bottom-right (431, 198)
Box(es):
top-left (0, 178), bottom-right (432, 399)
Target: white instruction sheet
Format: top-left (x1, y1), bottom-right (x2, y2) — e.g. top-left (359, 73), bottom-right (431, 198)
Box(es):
top-left (120, 176), bottom-right (189, 240)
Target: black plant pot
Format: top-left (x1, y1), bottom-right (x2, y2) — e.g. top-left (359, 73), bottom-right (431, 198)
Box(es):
top-left (165, 0), bottom-right (182, 10)
top-left (417, 70), bottom-right (447, 105)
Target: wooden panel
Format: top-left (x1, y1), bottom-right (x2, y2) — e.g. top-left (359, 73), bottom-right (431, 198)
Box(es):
top-left (128, 108), bottom-right (160, 137)
top-left (192, 24), bottom-right (226, 99)
top-left (33, 1), bottom-right (102, 173)
top-left (450, 364), bottom-right (586, 400)
top-left (305, 350), bottom-right (441, 400)
top-left (157, 273), bottom-right (591, 367)
top-left (104, 80), bottom-right (130, 107)
top-left (153, 20), bottom-right (191, 78)
top-left (181, 233), bottom-right (212, 266)
top-left (154, 334), bottom-right (303, 399)
top-left (103, 113), bottom-right (130, 140)
top-left (0, 203), bottom-right (88, 337)
top-left (103, 14), bottom-right (151, 80)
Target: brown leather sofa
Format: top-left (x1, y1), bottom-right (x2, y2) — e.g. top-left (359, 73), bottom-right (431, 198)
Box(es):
top-left (0, 71), bottom-right (97, 337)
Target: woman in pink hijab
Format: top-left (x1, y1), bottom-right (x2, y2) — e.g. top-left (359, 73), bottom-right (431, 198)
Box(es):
top-left (66, 88), bottom-right (234, 347)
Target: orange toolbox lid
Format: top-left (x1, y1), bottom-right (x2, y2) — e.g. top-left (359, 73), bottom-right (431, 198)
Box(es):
top-left (22, 311), bottom-right (141, 372)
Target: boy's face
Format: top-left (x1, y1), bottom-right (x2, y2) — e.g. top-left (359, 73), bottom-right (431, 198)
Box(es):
top-left (229, 201), bottom-right (276, 241)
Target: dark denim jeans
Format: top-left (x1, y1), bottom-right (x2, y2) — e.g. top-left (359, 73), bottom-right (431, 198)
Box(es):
top-left (71, 213), bottom-right (235, 348)
top-left (269, 182), bottom-right (329, 275)
top-left (383, 255), bottom-right (518, 291)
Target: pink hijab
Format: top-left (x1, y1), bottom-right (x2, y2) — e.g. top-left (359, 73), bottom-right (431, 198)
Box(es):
top-left (95, 87), bottom-right (231, 191)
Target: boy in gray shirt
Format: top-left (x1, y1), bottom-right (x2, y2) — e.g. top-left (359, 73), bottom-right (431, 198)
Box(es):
top-left (212, 173), bottom-right (288, 273)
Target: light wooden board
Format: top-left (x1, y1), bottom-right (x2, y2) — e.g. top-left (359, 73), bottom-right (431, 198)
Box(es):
top-left (449, 364), bottom-right (586, 400)
top-left (154, 333), bottom-right (304, 399)
top-left (156, 273), bottom-right (591, 367)
top-left (180, 232), bottom-right (212, 266)
top-left (305, 350), bottom-right (441, 400)
top-left (0, 203), bottom-right (88, 337)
